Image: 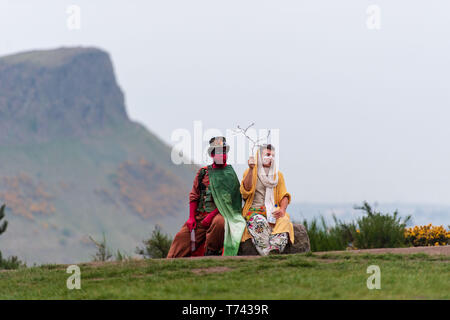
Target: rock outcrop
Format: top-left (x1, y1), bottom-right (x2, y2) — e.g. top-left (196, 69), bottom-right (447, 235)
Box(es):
top-left (238, 223), bottom-right (311, 256)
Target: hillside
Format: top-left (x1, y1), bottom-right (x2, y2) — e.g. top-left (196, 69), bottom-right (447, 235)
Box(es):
top-left (0, 47), bottom-right (196, 264)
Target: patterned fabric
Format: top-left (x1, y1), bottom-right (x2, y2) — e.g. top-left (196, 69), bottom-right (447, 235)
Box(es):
top-left (244, 206), bottom-right (267, 221)
top-left (198, 182), bottom-right (217, 213)
top-left (189, 166), bottom-right (217, 213)
top-left (240, 166), bottom-right (294, 244)
top-left (246, 214), bottom-right (289, 256)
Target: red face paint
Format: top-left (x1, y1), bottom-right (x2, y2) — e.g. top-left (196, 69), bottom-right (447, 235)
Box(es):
top-left (213, 153), bottom-right (227, 166)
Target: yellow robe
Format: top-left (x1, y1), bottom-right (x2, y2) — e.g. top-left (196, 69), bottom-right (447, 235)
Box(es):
top-left (239, 161), bottom-right (294, 244)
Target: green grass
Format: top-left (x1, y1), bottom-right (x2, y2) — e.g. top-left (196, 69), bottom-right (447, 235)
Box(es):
top-left (0, 253), bottom-right (449, 299)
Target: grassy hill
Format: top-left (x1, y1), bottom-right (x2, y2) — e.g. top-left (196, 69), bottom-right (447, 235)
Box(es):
top-left (0, 47), bottom-right (196, 264)
top-left (1, 252), bottom-right (448, 299)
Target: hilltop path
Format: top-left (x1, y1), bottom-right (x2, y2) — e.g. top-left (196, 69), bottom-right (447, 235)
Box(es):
top-left (163, 245), bottom-right (450, 261)
top-left (314, 245), bottom-right (450, 256)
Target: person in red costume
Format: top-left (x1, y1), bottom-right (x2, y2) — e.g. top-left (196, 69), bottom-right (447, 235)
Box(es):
top-left (167, 136), bottom-right (230, 257)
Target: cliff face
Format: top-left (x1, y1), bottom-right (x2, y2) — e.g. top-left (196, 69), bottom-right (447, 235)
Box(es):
top-left (0, 47), bottom-right (128, 144)
top-left (0, 47), bottom-right (195, 264)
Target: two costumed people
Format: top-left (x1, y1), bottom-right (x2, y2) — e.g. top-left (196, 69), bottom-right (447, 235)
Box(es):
top-left (167, 137), bottom-right (294, 258)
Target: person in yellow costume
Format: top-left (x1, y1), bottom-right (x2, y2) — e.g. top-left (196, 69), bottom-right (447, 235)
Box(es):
top-left (240, 144), bottom-right (294, 255)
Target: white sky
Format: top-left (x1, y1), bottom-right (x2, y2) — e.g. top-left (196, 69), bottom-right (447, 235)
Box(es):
top-left (1, 0), bottom-right (450, 205)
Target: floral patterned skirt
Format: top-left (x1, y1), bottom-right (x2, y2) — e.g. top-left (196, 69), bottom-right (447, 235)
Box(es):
top-left (246, 208), bottom-right (289, 256)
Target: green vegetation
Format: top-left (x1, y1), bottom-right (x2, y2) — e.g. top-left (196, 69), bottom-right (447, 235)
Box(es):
top-left (405, 224), bottom-right (449, 247)
top-left (89, 234), bottom-right (113, 262)
top-left (0, 204), bottom-right (25, 270)
top-left (88, 233), bottom-right (130, 262)
top-left (136, 225), bottom-right (173, 259)
top-left (302, 215), bottom-right (350, 252)
top-left (0, 204), bottom-right (7, 235)
top-left (303, 201), bottom-right (412, 252)
top-left (353, 202), bottom-right (411, 249)
top-left (0, 252), bottom-right (448, 299)
top-left (0, 251), bottom-right (24, 270)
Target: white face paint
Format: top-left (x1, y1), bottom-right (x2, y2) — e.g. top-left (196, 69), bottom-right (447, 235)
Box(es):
top-left (263, 155), bottom-right (274, 165)
top-left (261, 147), bottom-right (275, 167)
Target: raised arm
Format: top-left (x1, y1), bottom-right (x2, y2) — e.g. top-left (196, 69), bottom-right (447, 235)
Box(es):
top-left (242, 156), bottom-right (255, 191)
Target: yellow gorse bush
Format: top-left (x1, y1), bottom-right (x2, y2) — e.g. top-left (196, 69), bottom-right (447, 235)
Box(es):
top-left (404, 224), bottom-right (449, 247)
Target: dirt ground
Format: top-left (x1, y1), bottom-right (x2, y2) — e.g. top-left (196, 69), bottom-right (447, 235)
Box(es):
top-left (314, 245), bottom-right (450, 256)
top-left (74, 245), bottom-right (450, 268)
top-left (176, 245), bottom-right (450, 260)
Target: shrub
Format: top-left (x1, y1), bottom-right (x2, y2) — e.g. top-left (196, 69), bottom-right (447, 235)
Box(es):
top-left (0, 251), bottom-right (25, 270)
top-left (303, 201), bottom-right (412, 251)
top-left (89, 233), bottom-right (113, 262)
top-left (302, 215), bottom-right (354, 252)
top-left (114, 249), bottom-right (131, 262)
top-left (88, 233), bottom-right (132, 262)
top-left (405, 224), bottom-right (449, 247)
top-left (0, 204), bottom-right (25, 269)
top-left (352, 202), bottom-right (411, 249)
top-left (136, 225), bottom-right (173, 259)
top-left (0, 204), bottom-right (7, 235)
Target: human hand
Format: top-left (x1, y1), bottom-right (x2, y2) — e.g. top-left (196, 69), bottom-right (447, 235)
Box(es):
top-left (201, 209), bottom-right (219, 227)
top-left (186, 217), bottom-right (196, 231)
top-left (272, 208), bottom-right (286, 219)
top-left (201, 215), bottom-right (213, 228)
top-left (248, 156), bottom-right (255, 169)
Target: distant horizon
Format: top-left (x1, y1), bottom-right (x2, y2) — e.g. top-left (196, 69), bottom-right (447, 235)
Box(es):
top-left (288, 201), bottom-right (450, 226)
top-left (291, 200), bottom-right (450, 206)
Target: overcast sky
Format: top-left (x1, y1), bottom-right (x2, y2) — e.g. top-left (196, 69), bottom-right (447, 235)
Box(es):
top-left (1, 0), bottom-right (449, 205)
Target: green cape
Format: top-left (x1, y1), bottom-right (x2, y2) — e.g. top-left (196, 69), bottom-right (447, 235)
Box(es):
top-left (208, 165), bottom-right (246, 256)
